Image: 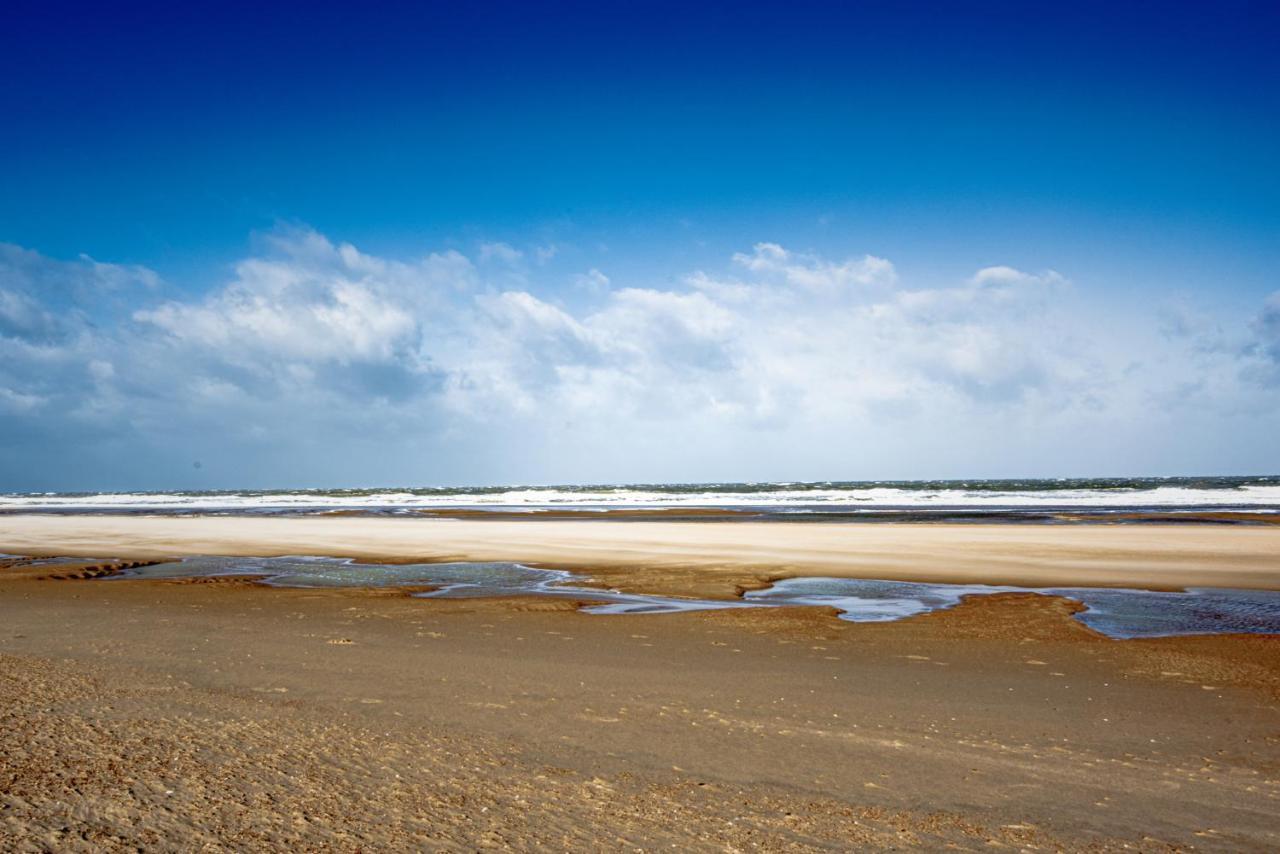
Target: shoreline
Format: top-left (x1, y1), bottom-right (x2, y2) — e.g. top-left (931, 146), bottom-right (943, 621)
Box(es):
top-left (3, 514), bottom-right (1279, 596)
top-left (6, 506), bottom-right (1280, 526)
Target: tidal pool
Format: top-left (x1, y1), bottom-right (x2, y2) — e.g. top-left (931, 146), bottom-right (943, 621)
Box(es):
top-left (109, 556), bottom-right (1280, 639)
top-left (743, 577), bottom-right (1280, 638)
top-left (110, 556), bottom-right (760, 616)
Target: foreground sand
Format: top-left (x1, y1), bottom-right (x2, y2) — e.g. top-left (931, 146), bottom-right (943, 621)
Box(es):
top-left (3, 514), bottom-right (1280, 595)
top-left (3, 518), bottom-right (1280, 850)
top-left (3, 553), bottom-right (1280, 850)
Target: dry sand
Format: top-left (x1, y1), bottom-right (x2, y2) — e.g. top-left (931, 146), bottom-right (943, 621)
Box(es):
top-left (2, 519), bottom-right (1280, 850)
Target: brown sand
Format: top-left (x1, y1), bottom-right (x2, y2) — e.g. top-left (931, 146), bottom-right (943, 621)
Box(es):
top-left (2, 514), bottom-right (1280, 596)
top-left (3, 520), bottom-right (1280, 850)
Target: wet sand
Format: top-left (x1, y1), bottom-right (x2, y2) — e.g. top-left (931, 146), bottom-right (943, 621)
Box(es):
top-left (3, 513), bottom-right (1280, 595)
top-left (2, 520), bottom-right (1280, 850)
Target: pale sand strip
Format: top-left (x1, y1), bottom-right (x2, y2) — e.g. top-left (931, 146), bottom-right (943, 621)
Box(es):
top-left (2, 514), bottom-right (1279, 591)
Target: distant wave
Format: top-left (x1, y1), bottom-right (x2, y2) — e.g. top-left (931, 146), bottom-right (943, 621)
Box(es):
top-left (4, 476), bottom-right (1280, 512)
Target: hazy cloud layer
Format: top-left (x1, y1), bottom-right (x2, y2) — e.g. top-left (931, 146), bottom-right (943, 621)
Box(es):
top-left (1, 229), bottom-right (1277, 488)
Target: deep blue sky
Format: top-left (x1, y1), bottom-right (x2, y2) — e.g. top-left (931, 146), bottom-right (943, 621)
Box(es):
top-left (5, 1), bottom-right (1277, 277)
top-left (2, 1), bottom-right (1278, 488)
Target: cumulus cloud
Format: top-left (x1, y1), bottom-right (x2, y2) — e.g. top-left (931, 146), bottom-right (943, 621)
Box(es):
top-left (0, 243), bottom-right (163, 426)
top-left (0, 242), bottom-right (157, 343)
top-left (2, 227), bottom-right (1278, 487)
top-left (128, 230), bottom-right (468, 408)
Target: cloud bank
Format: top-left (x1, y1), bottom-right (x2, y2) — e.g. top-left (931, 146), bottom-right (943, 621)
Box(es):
top-left (1, 229), bottom-right (1277, 489)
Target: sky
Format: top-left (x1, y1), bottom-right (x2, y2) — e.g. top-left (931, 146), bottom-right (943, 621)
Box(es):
top-left (1, 0), bottom-right (1278, 490)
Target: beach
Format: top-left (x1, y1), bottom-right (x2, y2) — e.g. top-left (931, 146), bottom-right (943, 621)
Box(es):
top-left (3, 513), bottom-right (1280, 593)
top-left (2, 516), bottom-right (1279, 850)
top-left (8, 0), bottom-right (1279, 846)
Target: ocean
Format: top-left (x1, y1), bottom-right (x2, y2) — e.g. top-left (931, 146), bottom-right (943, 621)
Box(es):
top-left (3, 476), bottom-right (1280, 522)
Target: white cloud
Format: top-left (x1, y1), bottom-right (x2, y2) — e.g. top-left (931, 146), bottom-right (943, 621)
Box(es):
top-left (2, 228), bottom-right (1278, 487)
top-left (732, 242), bottom-right (897, 292)
top-left (969, 265), bottom-right (1064, 288)
top-left (136, 277), bottom-right (417, 364)
top-left (133, 230), bottom-right (469, 381)
top-left (0, 242), bottom-right (157, 342)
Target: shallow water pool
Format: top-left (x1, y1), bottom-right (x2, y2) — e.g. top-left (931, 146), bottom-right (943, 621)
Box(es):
top-left (109, 556), bottom-right (1280, 639)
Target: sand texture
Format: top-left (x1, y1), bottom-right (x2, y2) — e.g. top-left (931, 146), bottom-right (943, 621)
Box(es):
top-left (3, 518), bottom-right (1280, 850)
top-left (1, 552), bottom-right (1279, 850)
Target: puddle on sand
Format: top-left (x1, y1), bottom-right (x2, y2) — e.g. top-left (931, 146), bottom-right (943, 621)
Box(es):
top-left (745, 577), bottom-right (1280, 639)
top-left (111, 556), bottom-right (761, 616)
top-left (110, 556), bottom-right (1280, 638)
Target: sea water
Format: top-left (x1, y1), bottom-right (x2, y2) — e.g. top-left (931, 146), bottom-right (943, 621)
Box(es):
top-left (6, 475), bottom-right (1280, 521)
